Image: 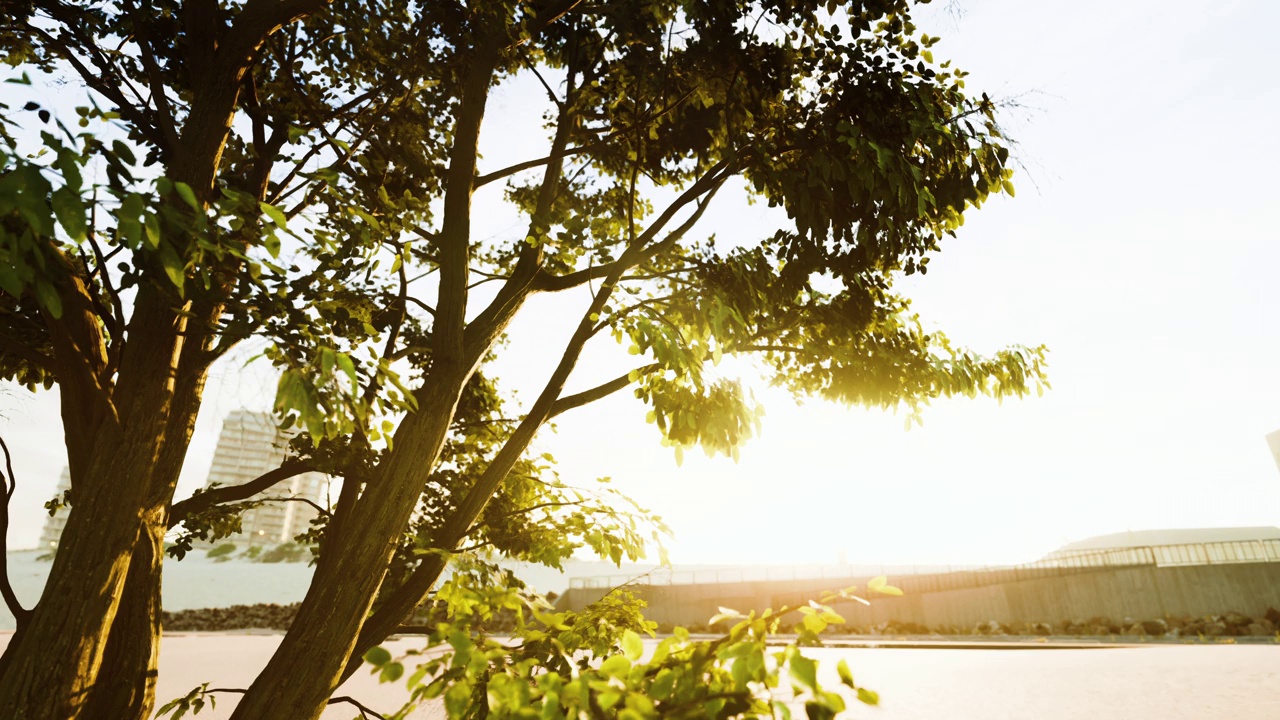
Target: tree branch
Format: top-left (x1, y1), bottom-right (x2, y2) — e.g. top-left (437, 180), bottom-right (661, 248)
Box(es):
top-left (497, 499), bottom-right (585, 520)
top-left (461, 43), bottom-right (580, 363)
top-left (168, 462), bottom-right (313, 527)
top-left (202, 688), bottom-right (385, 719)
top-left (343, 199), bottom-right (647, 679)
top-left (533, 159), bottom-right (733, 292)
top-left (547, 364), bottom-right (659, 419)
top-left (473, 84), bottom-right (698, 190)
top-left (132, 14), bottom-right (182, 152)
top-left (255, 495), bottom-right (331, 518)
top-left (0, 437), bottom-right (30, 627)
top-left (433, 40), bottom-right (501, 367)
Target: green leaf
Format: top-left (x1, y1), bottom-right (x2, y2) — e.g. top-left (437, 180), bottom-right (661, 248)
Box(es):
top-left (857, 687), bottom-right (880, 706)
top-left (1001, 179), bottom-right (1016, 197)
top-left (112, 140), bottom-right (136, 166)
top-left (34, 280), bottom-right (62, 319)
top-left (0, 265), bottom-right (21, 297)
top-left (144, 212), bottom-right (161, 249)
top-left (263, 231), bottom-right (281, 259)
top-left (650, 669), bottom-right (675, 699)
top-left (55, 148), bottom-right (82, 191)
top-left (621, 629), bottom-right (643, 661)
top-left (336, 352), bottom-right (359, 389)
top-left (868, 575), bottom-right (903, 596)
top-left (157, 243), bottom-right (186, 294)
top-left (363, 646), bottom-right (392, 667)
top-left (259, 201), bottom-right (288, 230)
top-left (836, 659), bottom-right (855, 689)
top-left (788, 654), bottom-right (818, 692)
top-left (173, 181), bottom-right (200, 210)
top-left (802, 612), bottom-right (826, 634)
top-left (51, 187), bottom-right (86, 241)
top-left (599, 654), bottom-right (631, 678)
top-left (379, 661), bottom-right (404, 683)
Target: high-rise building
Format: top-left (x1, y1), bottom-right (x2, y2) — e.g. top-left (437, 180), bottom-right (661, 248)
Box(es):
top-left (202, 410), bottom-right (329, 546)
top-left (1268, 430), bottom-right (1280, 473)
top-left (37, 466), bottom-right (72, 552)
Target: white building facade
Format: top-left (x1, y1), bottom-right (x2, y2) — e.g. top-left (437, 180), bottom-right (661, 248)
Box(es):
top-left (202, 410), bottom-right (329, 546)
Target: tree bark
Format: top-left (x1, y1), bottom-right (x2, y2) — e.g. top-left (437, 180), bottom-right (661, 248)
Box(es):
top-left (0, 285), bottom-right (185, 719)
top-left (76, 332), bottom-right (215, 720)
top-left (0, 4), bottom-right (324, 716)
top-left (227, 39), bottom-right (501, 719)
top-left (227, 377), bottom-right (468, 719)
top-left (77, 515), bottom-right (164, 720)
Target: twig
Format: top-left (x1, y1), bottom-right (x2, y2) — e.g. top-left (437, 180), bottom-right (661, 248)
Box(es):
top-left (0, 437), bottom-right (31, 626)
top-left (169, 462), bottom-right (314, 527)
top-left (200, 688), bottom-right (386, 720)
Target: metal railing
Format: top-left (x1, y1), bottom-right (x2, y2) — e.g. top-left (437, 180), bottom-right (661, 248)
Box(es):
top-left (567, 539), bottom-right (1280, 592)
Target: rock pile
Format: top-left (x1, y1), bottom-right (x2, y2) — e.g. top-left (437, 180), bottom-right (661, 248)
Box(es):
top-left (163, 603), bottom-right (300, 632)
top-left (162, 603), bottom-right (1280, 639)
top-left (163, 600), bottom-right (527, 633)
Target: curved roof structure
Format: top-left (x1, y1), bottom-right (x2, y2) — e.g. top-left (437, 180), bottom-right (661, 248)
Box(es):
top-left (1053, 527), bottom-right (1280, 554)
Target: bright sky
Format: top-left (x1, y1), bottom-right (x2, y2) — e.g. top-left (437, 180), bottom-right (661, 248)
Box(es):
top-left (2, 0), bottom-right (1278, 567)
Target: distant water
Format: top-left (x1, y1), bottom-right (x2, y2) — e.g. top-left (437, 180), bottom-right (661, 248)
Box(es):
top-left (0, 549), bottom-right (948, 631)
top-left (1, 550), bottom-right (317, 630)
top-left (0, 551), bottom-right (646, 630)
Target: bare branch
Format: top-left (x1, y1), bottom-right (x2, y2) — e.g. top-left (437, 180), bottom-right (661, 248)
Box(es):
top-left (535, 162), bottom-right (732, 292)
top-left (498, 499), bottom-right (586, 519)
top-left (168, 462), bottom-right (314, 527)
top-left (202, 688), bottom-right (385, 720)
top-left (474, 143), bottom-right (600, 189)
top-left (255, 495), bottom-right (331, 518)
top-left (547, 364), bottom-right (659, 419)
top-left (473, 88), bottom-right (698, 189)
top-left (434, 41), bottom-right (501, 366)
top-left (403, 296), bottom-right (435, 317)
top-left (0, 437), bottom-right (30, 626)
top-left (133, 18), bottom-right (182, 151)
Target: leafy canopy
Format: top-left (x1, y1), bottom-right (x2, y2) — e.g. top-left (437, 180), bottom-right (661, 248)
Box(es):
top-left (1, 0), bottom-right (1046, 716)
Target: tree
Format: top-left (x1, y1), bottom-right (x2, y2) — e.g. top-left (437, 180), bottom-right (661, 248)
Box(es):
top-left (0, 0), bottom-right (1045, 718)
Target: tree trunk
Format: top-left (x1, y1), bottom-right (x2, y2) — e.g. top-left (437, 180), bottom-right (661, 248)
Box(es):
top-left (76, 338), bottom-right (214, 720)
top-left (228, 379), bottom-right (466, 720)
top-left (227, 37), bottom-right (501, 720)
top-left (78, 516), bottom-right (164, 720)
top-left (0, 286), bottom-right (185, 719)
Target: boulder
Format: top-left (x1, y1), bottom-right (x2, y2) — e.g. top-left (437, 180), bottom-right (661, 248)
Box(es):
top-left (1122, 624), bottom-right (1144, 637)
top-left (1203, 621), bottom-right (1227, 637)
top-left (1141, 619), bottom-right (1168, 636)
top-left (1223, 612), bottom-right (1252, 628)
top-left (1247, 623), bottom-right (1272, 637)
top-left (1265, 607), bottom-right (1280, 626)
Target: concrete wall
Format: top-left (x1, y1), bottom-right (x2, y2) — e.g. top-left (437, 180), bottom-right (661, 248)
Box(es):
top-left (560, 562), bottom-right (1280, 628)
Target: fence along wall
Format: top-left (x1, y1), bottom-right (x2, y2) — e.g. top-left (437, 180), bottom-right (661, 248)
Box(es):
top-left (559, 540), bottom-right (1280, 628)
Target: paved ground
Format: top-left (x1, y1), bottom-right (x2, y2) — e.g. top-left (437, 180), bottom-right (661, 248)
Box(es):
top-left (1, 633), bottom-right (1277, 718)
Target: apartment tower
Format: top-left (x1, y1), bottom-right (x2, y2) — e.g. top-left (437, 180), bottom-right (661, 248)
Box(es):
top-left (202, 410), bottom-right (329, 546)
